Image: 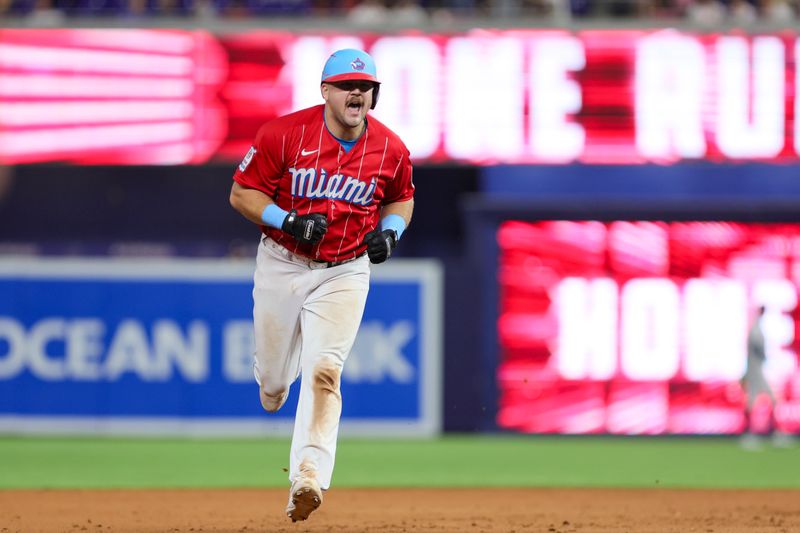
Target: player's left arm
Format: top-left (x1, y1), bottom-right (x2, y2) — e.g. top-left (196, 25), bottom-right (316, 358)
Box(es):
top-left (364, 145), bottom-right (415, 264)
top-left (380, 198), bottom-right (414, 228)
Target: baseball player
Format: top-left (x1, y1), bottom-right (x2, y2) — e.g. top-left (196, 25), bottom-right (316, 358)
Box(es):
top-left (229, 48), bottom-right (414, 522)
top-left (742, 306), bottom-right (776, 435)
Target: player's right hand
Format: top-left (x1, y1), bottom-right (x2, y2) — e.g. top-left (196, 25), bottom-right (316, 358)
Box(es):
top-left (282, 209), bottom-right (328, 245)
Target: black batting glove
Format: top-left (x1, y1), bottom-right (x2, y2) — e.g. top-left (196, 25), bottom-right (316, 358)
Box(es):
top-left (364, 229), bottom-right (397, 264)
top-left (282, 209), bottom-right (328, 245)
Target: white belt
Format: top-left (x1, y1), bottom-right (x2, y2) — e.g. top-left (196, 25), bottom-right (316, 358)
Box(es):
top-left (263, 237), bottom-right (365, 269)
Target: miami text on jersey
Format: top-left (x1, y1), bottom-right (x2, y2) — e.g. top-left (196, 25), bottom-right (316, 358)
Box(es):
top-left (289, 167), bottom-right (377, 206)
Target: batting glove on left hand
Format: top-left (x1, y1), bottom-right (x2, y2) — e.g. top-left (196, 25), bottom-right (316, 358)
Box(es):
top-left (364, 229), bottom-right (397, 264)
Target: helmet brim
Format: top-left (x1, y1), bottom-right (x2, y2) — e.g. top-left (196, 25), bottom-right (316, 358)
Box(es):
top-left (321, 72), bottom-right (380, 84)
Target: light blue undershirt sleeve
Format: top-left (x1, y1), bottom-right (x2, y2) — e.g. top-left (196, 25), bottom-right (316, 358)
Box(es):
top-left (381, 214), bottom-right (407, 240)
top-left (261, 203), bottom-right (289, 229)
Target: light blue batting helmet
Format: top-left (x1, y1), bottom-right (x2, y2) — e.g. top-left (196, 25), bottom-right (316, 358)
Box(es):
top-left (321, 48), bottom-right (380, 85)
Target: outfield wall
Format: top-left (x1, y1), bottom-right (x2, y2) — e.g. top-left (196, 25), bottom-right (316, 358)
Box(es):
top-left (0, 257), bottom-right (443, 437)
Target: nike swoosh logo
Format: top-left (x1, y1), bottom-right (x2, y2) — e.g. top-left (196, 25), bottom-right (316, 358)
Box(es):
top-left (301, 148), bottom-right (319, 156)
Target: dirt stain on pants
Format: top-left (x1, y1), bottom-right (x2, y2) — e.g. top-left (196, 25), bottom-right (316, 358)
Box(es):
top-left (310, 358), bottom-right (342, 442)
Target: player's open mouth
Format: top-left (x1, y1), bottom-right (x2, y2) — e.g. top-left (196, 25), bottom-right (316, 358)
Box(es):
top-left (347, 101), bottom-right (362, 112)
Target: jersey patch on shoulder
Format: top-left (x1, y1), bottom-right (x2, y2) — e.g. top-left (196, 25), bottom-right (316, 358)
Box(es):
top-left (238, 146), bottom-right (256, 172)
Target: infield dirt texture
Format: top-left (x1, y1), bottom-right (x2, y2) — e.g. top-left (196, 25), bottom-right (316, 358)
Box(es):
top-left (1, 436), bottom-right (798, 532)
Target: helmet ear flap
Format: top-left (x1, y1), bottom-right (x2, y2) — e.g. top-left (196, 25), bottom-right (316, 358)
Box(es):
top-left (371, 83), bottom-right (380, 110)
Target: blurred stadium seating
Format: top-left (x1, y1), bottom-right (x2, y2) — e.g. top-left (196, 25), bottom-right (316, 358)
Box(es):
top-left (0, 0), bottom-right (796, 25)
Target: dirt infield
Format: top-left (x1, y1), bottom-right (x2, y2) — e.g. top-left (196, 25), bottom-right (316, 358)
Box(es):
top-left (1, 488), bottom-right (799, 533)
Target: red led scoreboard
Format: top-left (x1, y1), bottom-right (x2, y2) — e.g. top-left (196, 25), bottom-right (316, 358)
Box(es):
top-left (1, 29), bottom-right (800, 164)
top-left (497, 221), bottom-right (800, 434)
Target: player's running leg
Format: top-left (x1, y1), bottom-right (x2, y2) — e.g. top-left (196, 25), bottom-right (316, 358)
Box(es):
top-left (252, 238), bottom-right (306, 412)
top-left (286, 258), bottom-right (370, 521)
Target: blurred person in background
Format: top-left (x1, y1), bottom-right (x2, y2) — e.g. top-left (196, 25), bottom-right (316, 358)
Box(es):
top-left (127, 0), bottom-right (145, 14)
top-left (728, 0), bottom-right (758, 24)
top-left (127, 0), bottom-right (193, 16)
top-left (425, 0), bottom-right (478, 22)
top-left (229, 48), bottom-right (414, 522)
top-left (307, 0), bottom-right (344, 14)
top-left (740, 305), bottom-right (777, 449)
top-left (26, 0), bottom-right (64, 23)
top-left (390, 0), bottom-right (428, 25)
top-left (347, 0), bottom-right (390, 25)
top-left (604, 0), bottom-right (642, 17)
top-left (761, 0), bottom-right (796, 22)
top-left (192, 0), bottom-right (217, 17)
top-left (686, 0), bottom-right (726, 25)
top-left (489, 0), bottom-right (520, 18)
top-left (0, 0), bottom-right (36, 17)
top-left (211, 0), bottom-right (251, 16)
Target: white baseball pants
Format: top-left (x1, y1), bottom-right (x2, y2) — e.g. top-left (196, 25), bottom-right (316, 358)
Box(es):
top-left (252, 236), bottom-right (370, 490)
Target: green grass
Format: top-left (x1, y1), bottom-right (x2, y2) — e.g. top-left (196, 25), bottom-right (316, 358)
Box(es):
top-left (0, 435), bottom-right (797, 490)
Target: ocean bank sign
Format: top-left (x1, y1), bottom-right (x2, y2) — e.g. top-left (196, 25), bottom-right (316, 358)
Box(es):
top-left (0, 258), bottom-right (442, 437)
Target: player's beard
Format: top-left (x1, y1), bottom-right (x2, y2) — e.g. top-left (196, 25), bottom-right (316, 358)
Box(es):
top-left (340, 96), bottom-right (368, 129)
top-left (324, 93), bottom-right (370, 140)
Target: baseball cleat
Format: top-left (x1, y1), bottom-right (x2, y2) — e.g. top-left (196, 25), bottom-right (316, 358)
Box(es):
top-left (285, 476), bottom-right (322, 522)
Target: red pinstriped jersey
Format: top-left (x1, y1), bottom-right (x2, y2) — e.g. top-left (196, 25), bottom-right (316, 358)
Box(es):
top-left (233, 105), bottom-right (415, 263)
